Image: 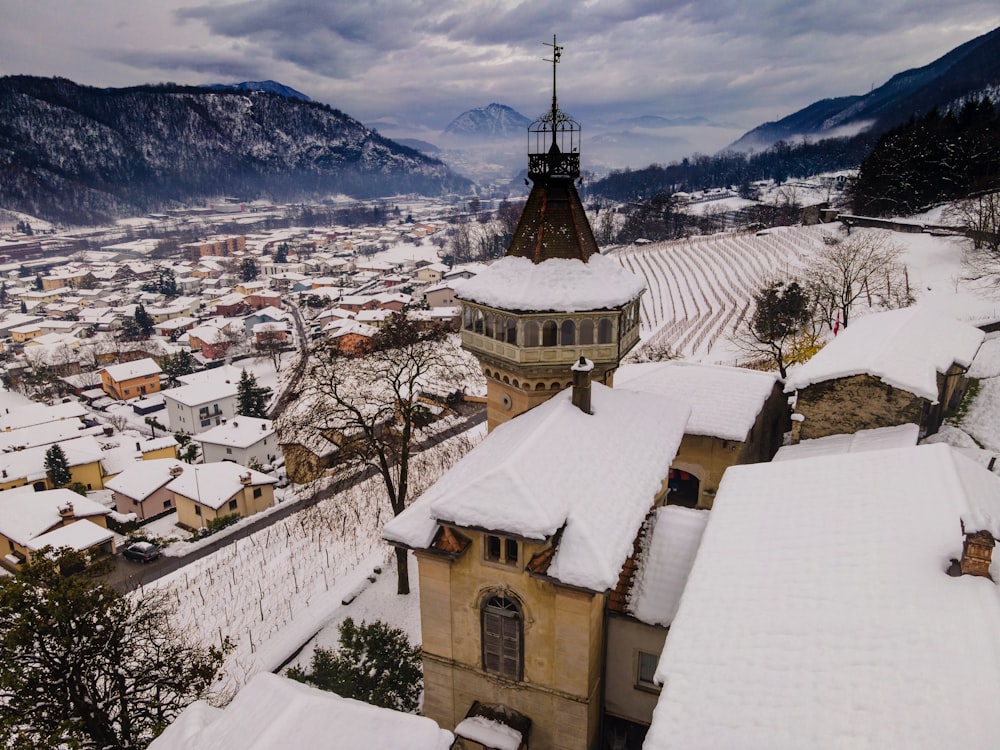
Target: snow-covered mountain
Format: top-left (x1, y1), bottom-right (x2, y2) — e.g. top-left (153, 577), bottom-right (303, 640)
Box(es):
top-left (443, 103), bottom-right (532, 139)
top-left (729, 24), bottom-right (1000, 152)
top-left (206, 80), bottom-right (312, 102)
top-left (0, 76), bottom-right (470, 224)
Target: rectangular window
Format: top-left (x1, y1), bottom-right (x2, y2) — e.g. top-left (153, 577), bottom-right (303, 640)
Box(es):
top-left (201, 419), bottom-right (211, 427)
top-left (228, 499), bottom-right (238, 511)
top-left (253, 487), bottom-right (263, 499)
top-left (637, 651), bottom-right (660, 689)
top-left (484, 534), bottom-right (518, 566)
top-left (163, 499), bottom-right (172, 509)
top-left (194, 505), bottom-right (202, 516)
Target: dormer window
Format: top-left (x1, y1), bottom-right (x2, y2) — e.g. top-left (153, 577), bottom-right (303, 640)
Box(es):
top-left (485, 534), bottom-right (519, 566)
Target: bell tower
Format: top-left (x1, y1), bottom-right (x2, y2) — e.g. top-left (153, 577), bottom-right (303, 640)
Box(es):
top-left (455, 36), bottom-right (644, 430)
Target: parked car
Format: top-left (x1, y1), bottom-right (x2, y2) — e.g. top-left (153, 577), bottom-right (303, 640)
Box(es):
top-left (122, 541), bottom-right (160, 563)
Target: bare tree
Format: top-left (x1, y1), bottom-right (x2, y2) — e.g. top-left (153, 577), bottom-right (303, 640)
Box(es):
top-left (255, 327), bottom-right (285, 370)
top-left (949, 193), bottom-right (1000, 285)
top-left (807, 231), bottom-right (912, 329)
top-left (304, 314), bottom-right (475, 594)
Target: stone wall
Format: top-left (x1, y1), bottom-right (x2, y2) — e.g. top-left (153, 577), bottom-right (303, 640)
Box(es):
top-left (795, 374), bottom-right (926, 441)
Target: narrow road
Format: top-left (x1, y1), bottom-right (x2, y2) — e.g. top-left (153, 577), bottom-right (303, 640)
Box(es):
top-left (105, 404), bottom-right (486, 593)
top-left (267, 302), bottom-right (310, 420)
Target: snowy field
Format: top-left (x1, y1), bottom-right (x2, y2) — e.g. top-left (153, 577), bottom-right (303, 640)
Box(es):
top-left (614, 223), bottom-right (1000, 364)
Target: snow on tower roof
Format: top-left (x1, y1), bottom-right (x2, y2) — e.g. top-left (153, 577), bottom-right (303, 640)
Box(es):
top-left (453, 254), bottom-right (644, 313)
top-left (616, 361), bottom-right (779, 441)
top-left (149, 672), bottom-right (453, 750)
top-left (784, 307), bottom-right (984, 402)
top-left (645, 443), bottom-right (1000, 750)
top-left (384, 383), bottom-right (690, 592)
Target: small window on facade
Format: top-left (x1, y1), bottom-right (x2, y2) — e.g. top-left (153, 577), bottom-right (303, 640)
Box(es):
top-left (637, 651), bottom-right (659, 689)
top-left (523, 321), bottom-right (539, 347)
top-left (541, 320), bottom-right (557, 347)
top-left (226, 447), bottom-right (233, 454)
top-left (228, 499), bottom-right (238, 511)
top-left (163, 499), bottom-right (172, 509)
top-left (484, 534), bottom-right (519, 566)
top-left (194, 505), bottom-right (202, 516)
top-left (560, 319), bottom-right (576, 346)
top-left (598, 318), bottom-right (613, 344)
top-left (253, 487), bottom-right (263, 499)
top-left (482, 594), bottom-right (523, 681)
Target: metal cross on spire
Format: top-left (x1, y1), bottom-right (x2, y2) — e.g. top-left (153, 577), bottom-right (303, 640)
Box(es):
top-left (542, 35), bottom-right (563, 145)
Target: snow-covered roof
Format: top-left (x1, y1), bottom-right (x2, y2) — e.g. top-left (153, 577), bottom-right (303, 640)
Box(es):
top-left (0, 418), bottom-right (98, 453)
top-left (645, 443), bottom-right (1000, 750)
top-left (26, 518), bottom-right (113, 552)
top-left (453, 255), bottom-right (645, 313)
top-left (627, 506), bottom-right (709, 627)
top-left (0, 400), bottom-right (87, 431)
top-left (384, 383), bottom-right (690, 592)
top-left (0, 487), bottom-right (111, 546)
top-left (101, 357), bottom-right (162, 382)
top-left (177, 364), bottom-right (246, 386)
top-left (194, 417), bottom-right (274, 449)
top-left (773, 423), bottom-right (919, 461)
top-left (784, 307), bottom-right (984, 401)
top-left (167, 462), bottom-right (276, 509)
top-left (163, 380), bottom-right (238, 407)
top-left (0, 435), bottom-right (105, 484)
top-left (150, 673), bottom-right (453, 750)
top-left (616, 361), bottom-right (779, 441)
top-left (105, 458), bottom-right (186, 501)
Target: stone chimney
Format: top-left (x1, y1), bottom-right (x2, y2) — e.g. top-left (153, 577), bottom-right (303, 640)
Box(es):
top-left (58, 502), bottom-right (74, 519)
top-left (790, 413), bottom-right (804, 444)
top-left (239, 472), bottom-right (253, 486)
top-left (961, 529), bottom-right (995, 578)
top-left (169, 464), bottom-right (184, 478)
top-left (571, 357), bottom-right (594, 415)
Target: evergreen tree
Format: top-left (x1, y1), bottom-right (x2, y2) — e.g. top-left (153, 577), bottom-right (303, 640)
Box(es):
top-left (733, 280), bottom-right (813, 378)
top-left (236, 370), bottom-right (271, 418)
top-left (286, 618), bottom-right (422, 713)
top-left (133, 304), bottom-right (154, 336)
top-left (0, 548), bottom-right (228, 749)
top-left (274, 243), bottom-right (289, 264)
top-left (19, 300), bottom-right (26, 314)
top-left (160, 350), bottom-right (195, 385)
top-left (240, 257), bottom-right (259, 282)
top-left (33, 274), bottom-right (43, 291)
top-left (43, 444), bottom-right (71, 487)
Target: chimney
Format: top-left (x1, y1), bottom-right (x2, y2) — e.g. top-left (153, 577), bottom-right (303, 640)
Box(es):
top-left (790, 413), bottom-right (804, 444)
top-left (571, 357), bottom-right (594, 415)
top-left (961, 529), bottom-right (995, 579)
top-left (58, 502), bottom-right (74, 519)
top-left (169, 464), bottom-right (184, 478)
top-left (135, 442), bottom-right (141, 451)
top-left (239, 472), bottom-right (252, 486)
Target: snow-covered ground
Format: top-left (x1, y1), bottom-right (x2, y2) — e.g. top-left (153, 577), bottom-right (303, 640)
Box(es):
top-left (143, 426), bottom-right (483, 696)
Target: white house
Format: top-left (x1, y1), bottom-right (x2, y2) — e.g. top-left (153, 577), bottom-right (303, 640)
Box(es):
top-left (163, 381), bottom-right (238, 435)
top-left (194, 416), bottom-right (277, 467)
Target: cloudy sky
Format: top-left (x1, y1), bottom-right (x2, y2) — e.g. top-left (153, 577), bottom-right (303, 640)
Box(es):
top-left (3, 0), bottom-right (999, 153)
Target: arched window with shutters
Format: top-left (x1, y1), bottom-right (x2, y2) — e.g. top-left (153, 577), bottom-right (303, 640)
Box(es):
top-left (598, 318), bottom-right (613, 344)
top-left (481, 593), bottom-right (523, 681)
top-left (541, 320), bottom-right (557, 347)
top-left (560, 319), bottom-right (576, 346)
top-left (579, 318), bottom-right (594, 345)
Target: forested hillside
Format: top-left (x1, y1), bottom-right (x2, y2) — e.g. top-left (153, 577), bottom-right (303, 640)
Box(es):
top-left (851, 97), bottom-right (1000, 216)
top-left (0, 76), bottom-right (469, 224)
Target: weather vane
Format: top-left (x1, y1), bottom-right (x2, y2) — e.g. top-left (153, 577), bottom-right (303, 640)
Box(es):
top-left (542, 35), bottom-right (563, 139)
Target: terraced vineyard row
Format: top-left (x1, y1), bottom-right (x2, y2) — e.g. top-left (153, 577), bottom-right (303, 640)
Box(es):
top-left (612, 226), bottom-right (827, 361)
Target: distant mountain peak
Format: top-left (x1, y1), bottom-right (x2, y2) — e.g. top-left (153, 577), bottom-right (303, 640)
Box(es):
top-left (443, 103), bottom-right (531, 138)
top-left (207, 80), bottom-right (312, 102)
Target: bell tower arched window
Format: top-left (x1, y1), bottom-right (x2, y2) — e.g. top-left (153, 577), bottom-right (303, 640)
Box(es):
top-left (482, 594), bottom-right (523, 680)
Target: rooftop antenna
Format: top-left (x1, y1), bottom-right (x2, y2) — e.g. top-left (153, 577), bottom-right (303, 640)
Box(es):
top-left (542, 34), bottom-right (563, 147)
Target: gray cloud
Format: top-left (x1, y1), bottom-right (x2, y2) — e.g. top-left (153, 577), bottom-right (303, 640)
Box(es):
top-left (2, 0), bottom-right (998, 164)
